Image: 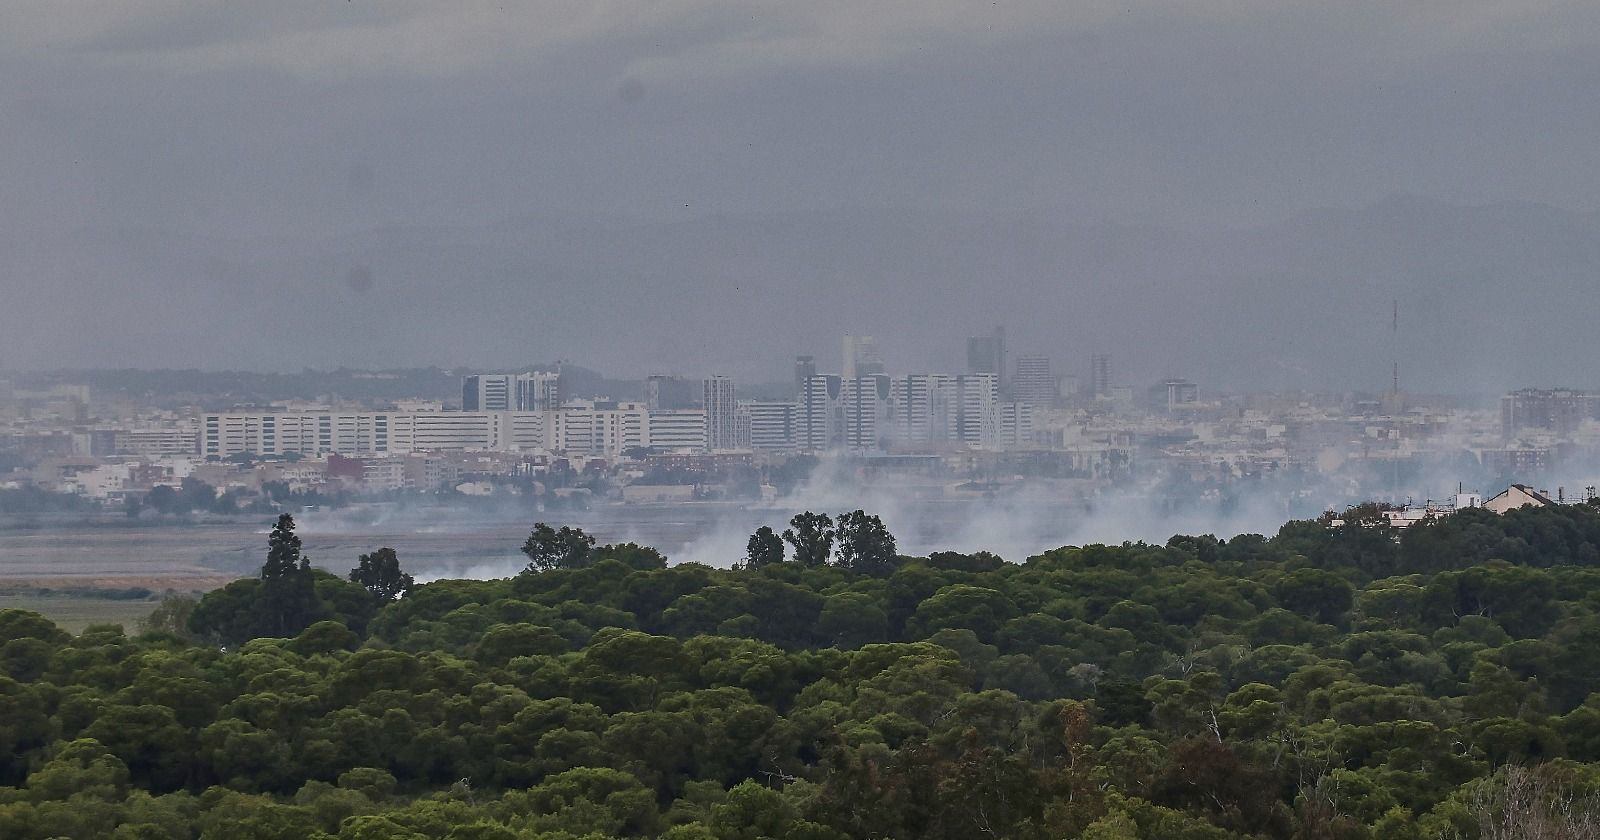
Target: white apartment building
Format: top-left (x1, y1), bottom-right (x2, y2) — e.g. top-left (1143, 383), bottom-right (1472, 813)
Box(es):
top-left (549, 402), bottom-right (647, 456)
top-left (998, 401), bottom-right (1035, 449)
top-left (116, 426), bottom-right (201, 456)
top-left (801, 375), bottom-right (843, 452)
top-left (841, 375), bottom-right (893, 452)
top-left (203, 404), bottom-right (713, 459)
top-left (202, 411), bottom-right (548, 458)
top-left (703, 376), bottom-right (738, 451)
top-left (647, 410), bottom-right (708, 452)
top-left (891, 374), bottom-right (958, 444)
top-left (745, 401), bottom-right (799, 451)
top-left (956, 374), bottom-right (999, 449)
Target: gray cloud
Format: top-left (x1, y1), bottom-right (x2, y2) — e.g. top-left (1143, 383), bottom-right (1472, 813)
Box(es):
top-left (4, 2), bottom-right (1600, 388)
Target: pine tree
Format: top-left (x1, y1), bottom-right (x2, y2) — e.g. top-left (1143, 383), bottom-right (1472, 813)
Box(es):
top-left (783, 511), bottom-right (835, 567)
top-left (350, 547), bottom-right (414, 601)
top-left (520, 523), bottom-right (596, 573)
top-left (744, 526), bottom-right (785, 568)
top-left (835, 510), bottom-right (898, 576)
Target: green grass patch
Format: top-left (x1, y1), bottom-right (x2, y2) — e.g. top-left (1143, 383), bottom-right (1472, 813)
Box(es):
top-left (0, 593), bottom-right (162, 634)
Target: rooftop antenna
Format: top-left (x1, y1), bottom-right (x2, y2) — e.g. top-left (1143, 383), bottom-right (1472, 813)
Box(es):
top-left (1389, 299), bottom-right (1401, 499)
top-left (1391, 298), bottom-right (1399, 396)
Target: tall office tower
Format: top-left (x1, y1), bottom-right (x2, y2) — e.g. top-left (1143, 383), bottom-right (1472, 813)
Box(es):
top-left (891, 374), bottom-right (957, 444)
top-left (1013, 355), bottom-right (1056, 405)
top-left (793, 355), bottom-right (817, 400)
top-left (801, 375), bottom-right (843, 451)
top-left (966, 326), bottom-right (1007, 392)
top-left (463, 372), bottom-right (558, 411)
top-left (842, 335), bottom-right (884, 380)
top-left (514, 372), bottom-right (560, 411)
top-left (702, 376), bottom-right (738, 450)
top-left (1088, 354), bottom-right (1111, 399)
top-left (645, 375), bottom-right (695, 411)
top-left (840, 375), bottom-right (893, 452)
top-left (955, 374), bottom-right (999, 448)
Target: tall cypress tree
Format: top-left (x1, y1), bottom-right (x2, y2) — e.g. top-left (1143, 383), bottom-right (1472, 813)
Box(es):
top-left (260, 513), bottom-right (319, 636)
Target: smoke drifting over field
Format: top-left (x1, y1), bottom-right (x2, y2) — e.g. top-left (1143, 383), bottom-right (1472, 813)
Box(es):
top-left (286, 447), bottom-right (1600, 584)
top-left (289, 457), bottom-right (1342, 584)
top-left (660, 457), bottom-right (1328, 570)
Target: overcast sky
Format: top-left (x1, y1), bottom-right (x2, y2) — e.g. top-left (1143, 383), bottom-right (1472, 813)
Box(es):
top-left (5, 2), bottom-right (1600, 390)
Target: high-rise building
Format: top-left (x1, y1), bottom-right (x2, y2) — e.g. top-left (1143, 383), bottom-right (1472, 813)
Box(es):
top-left (966, 327), bottom-right (1007, 392)
top-left (793, 355), bottom-right (816, 400)
top-left (891, 374), bottom-right (957, 445)
top-left (703, 375), bottom-right (738, 450)
top-left (842, 335), bottom-right (884, 380)
top-left (801, 375), bottom-right (843, 451)
top-left (463, 372), bottom-right (559, 411)
top-left (515, 373), bottom-right (560, 411)
top-left (1088, 354), bottom-right (1111, 399)
top-left (645, 375), bottom-right (695, 411)
top-left (955, 374), bottom-right (999, 448)
top-left (998, 401), bottom-right (1034, 449)
top-left (1013, 355), bottom-right (1056, 405)
top-left (745, 402), bottom-right (799, 451)
top-left (841, 375), bottom-right (893, 452)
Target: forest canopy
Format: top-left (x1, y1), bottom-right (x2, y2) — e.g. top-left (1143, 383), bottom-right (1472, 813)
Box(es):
top-left (3, 504), bottom-right (1600, 838)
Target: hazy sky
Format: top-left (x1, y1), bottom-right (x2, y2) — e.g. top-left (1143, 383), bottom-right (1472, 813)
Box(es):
top-left (5, 2), bottom-right (1600, 390)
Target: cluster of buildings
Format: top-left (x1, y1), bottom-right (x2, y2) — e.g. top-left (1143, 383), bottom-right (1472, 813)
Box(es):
top-left (1329, 483), bottom-right (1598, 529)
top-left (9, 342), bottom-right (1600, 510)
top-left (196, 335), bottom-right (1102, 461)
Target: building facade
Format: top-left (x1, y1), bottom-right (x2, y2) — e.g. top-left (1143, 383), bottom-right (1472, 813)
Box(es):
top-left (703, 376), bottom-right (738, 450)
top-left (462, 372), bottom-right (560, 411)
top-left (1013, 355), bottom-right (1056, 405)
top-left (745, 401), bottom-right (799, 451)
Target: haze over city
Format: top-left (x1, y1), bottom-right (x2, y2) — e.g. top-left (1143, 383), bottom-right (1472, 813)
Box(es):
top-left (5, 3), bottom-right (1600, 391)
top-left (14, 5), bottom-right (1600, 838)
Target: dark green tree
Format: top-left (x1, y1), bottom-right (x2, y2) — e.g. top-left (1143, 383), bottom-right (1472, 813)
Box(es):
top-left (259, 513), bottom-right (320, 637)
top-left (1273, 567), bottom-right (1355, 625)
top-left (744, 526), bottom-right (785, 568)
top-left (349, 547), bottom-right (414, 601)
top-left (783, 511), bottom-right (834, 567)
top-left (521, 523), bottom-right (597, 573)
top-left (834, 509), bottom-right (897, 575)
top-left (592, 542), bottom-right (669, 570)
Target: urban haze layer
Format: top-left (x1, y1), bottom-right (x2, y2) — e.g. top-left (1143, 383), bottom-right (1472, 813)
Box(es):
top-left (3, 340), bottom-right (1595, 578)
top-left (11, 3), bottom-right (1600, 837)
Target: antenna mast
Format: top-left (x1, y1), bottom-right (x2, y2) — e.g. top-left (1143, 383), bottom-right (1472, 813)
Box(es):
top-left (1391, 298), bottom-right (1399, 395)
